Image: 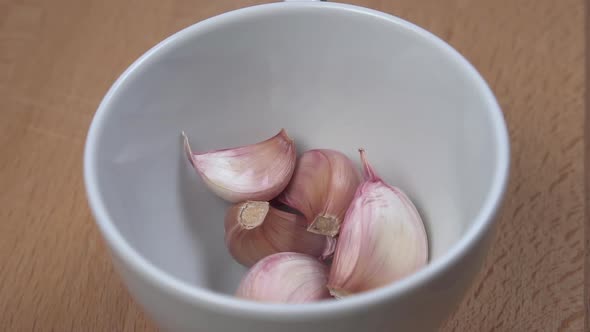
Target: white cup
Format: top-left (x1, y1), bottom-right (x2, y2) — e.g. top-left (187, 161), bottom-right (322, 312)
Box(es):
top-left (84, 1), bottom-right (509, 331)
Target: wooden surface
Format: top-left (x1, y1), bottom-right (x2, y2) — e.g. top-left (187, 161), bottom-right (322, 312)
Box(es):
top-left (0, 0), bottom-right (586, 331)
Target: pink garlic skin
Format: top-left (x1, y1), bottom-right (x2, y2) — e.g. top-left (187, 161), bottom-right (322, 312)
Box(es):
top-left (224, 202), bottom-right (336, 267)
top-left (327, 150), bottom-right (428, 296)
top-left (184, 129), bottom-right (296, 203)
top-left (236, 252), bottom-right (331, 303)
top-left (279, 149), bottom-right (361, 236)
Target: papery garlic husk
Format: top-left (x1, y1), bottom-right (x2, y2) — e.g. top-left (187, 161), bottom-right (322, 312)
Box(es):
top-left (224, 201), bottom-right (336, 267)
top-left (236, 252), bottom-right (331, 303)
top-left (182, 129), bottom-right (296, 203)
top-left (278, 149), bottom-right (361, 237)
top-left (327, 149), bottom-right (428, 297)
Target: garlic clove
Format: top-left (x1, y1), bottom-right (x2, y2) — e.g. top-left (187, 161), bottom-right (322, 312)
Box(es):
top-left (183, 129), bottom-right (296, 203)
top-left (225, 201), bottom-right (336, 267)
top-left (236, 252), bottom-right (331, 303)
top-left (327, 149), bottom-right (428, 297)
top-left (278, 149), bottom-right (361, 237)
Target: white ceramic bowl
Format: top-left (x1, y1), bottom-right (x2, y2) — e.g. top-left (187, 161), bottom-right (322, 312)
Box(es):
top-left (84, 2), bottom-right (509, 331)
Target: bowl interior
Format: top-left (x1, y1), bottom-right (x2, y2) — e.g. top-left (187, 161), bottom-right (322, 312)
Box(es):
top-left (89, 4), bottom-right (503, 295)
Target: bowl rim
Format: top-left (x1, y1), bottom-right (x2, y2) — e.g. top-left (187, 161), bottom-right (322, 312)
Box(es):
top-left (84, 1), bottom-right (510, 319)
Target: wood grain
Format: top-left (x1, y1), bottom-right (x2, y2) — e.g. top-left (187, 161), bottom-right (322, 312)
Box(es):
top-left (0, 0), bottom-right (585, 331)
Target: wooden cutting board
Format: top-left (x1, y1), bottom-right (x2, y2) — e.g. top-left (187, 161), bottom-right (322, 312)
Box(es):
top-left (0, 0), bottom-right (585, 330)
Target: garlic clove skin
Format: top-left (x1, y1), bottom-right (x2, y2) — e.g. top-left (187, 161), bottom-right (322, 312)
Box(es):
top-left (183, 129), bottom-right (296, 203)
top-left (278, 149), bottom-right (361, 237)
top-left (327, 149), bottom-right (428, 297)
top-left (236, 252), bottom-right (331, 303)
top-left (225, 201), bottom-right (336, 267)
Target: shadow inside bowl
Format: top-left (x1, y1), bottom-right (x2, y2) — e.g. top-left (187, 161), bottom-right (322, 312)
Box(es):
top-left (176, 135), bottom-right (247, 294)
